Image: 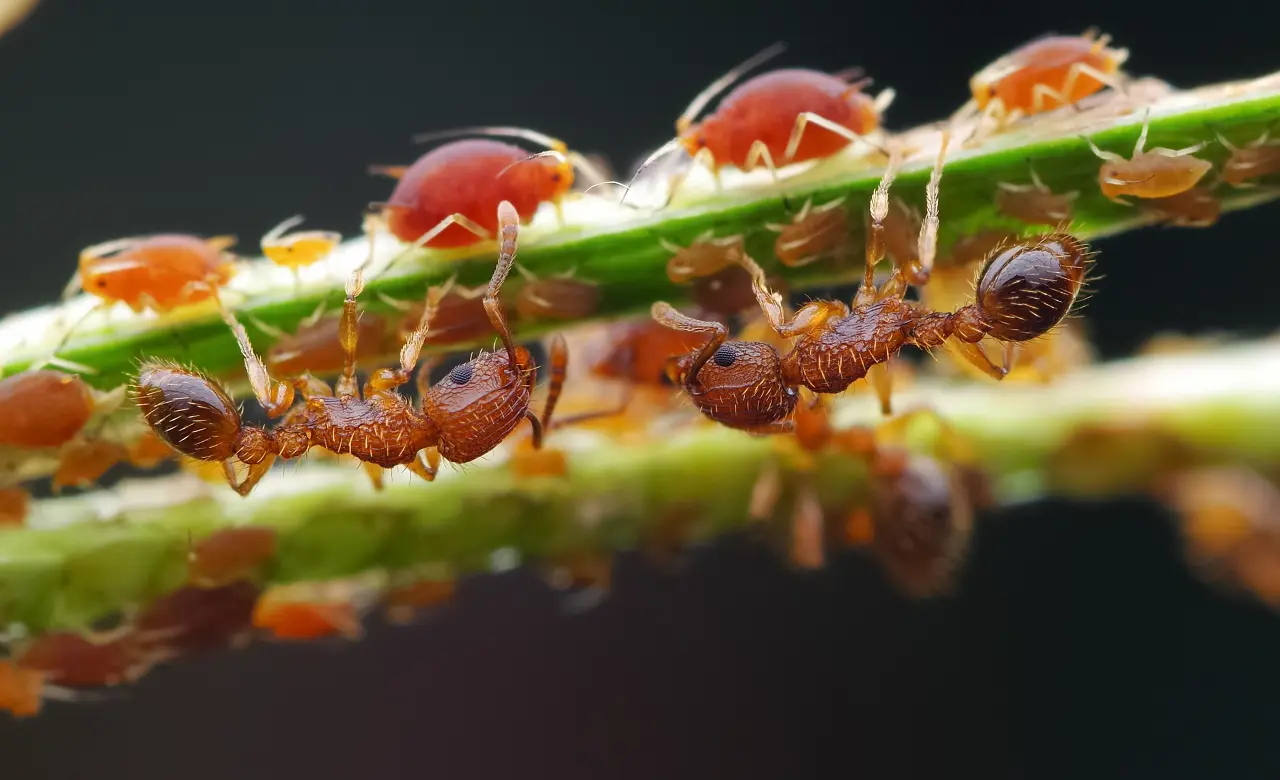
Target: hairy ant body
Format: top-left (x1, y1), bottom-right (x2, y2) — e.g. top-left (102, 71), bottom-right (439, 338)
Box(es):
top-left (133, 201), bottom-right (566, 497)
top-left (961, 30), bottom-right (1129, 132)
top-left (67, 233), bottom-right (238, 313)
top-left (1086, 114), bottom-right (1212, 201)
top-left (371, 128), bottom-right (602, 248)
top-left (654, 134), bottom-right (1092, 429)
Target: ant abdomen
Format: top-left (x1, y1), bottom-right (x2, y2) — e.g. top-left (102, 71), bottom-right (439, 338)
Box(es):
top-left (134, 364), bottom-right (244, 462)
top-left (671, 341), bottom-right (797, 430)
top-left (422, 349), bottom-right (535, 463)
top-left (972, 233), bottom-right (1090, 342)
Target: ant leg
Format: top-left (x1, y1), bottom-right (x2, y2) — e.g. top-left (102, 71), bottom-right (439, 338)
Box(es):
top-left (854, 142), bottom-right (903, 306)
top-left (947, 339), bottom-right (1008, 380)
top-left (218, 298), bottom-right (295, 418)
top-left (483, 201), bottom-right (522, 365)
top-left (651, 302), bottom-right (728, 382)
top-left (540, 333), bottom-right (568, 432)
top-left (783, 112), bottom-right (884, 163)
top-left (392, 281), bottom-right (450, 388)
top-left (866, 361), bottom-right (894, 416)
top-left (362, 463), bottom-right (385, 491)
top-left (405, 448), bottom-right (440, 482)
top-left (734, 252), bottom-right (831, 338)
top-left (291, 374), bottom-right (333, 400)
top-left (523, 410), bottom-right (545, 451)
top-left (335, 266), bottom-right (366, 399)
top-left (225, 456), bottom-right (277, 497)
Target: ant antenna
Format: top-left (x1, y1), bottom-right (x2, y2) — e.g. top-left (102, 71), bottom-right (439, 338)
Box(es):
top-left (677, 42), bottom-right (788, 133)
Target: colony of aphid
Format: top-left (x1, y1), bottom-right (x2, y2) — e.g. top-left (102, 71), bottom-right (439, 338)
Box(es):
top-left (2, 31), bottom-right (1277, 717)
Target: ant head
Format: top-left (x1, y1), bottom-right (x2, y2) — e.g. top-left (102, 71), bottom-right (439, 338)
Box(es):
top-left (675, 341), bottom-right (797, 430)
top-left (422, 346), bottom-right (537, 464)
top-left (973, 233), bottom-right (1091, 342)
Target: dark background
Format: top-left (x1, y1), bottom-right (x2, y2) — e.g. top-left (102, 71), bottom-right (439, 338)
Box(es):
top-left (2, 0), bottom-right (1279, 777)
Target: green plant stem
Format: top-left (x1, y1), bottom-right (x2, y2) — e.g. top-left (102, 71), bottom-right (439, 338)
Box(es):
top-left (2, 72), bottom-right (1279, 389)
top-left (1, 336), bottom-right (1277, 635)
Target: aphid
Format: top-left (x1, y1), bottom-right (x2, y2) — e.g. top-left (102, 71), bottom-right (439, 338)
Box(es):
top-left (133, 201), bottom-right (565, 497)
top-left (1086, 113), bottom-right (1213, 201)
top-left (132, 582), bottom-right (259, 658)
top-left (514, 266), bottom-right (600, 320)
top-left (50, 440), bottom-right (129, 493)
top-left (0, 662), bottom-right (47, 718)
top-left (262, 311), bottom-right (397, 378)
top-left (654, 133), bottom-right (1092, 428)
top-left (963, 30), bottom-right (1129, 129)
top-left (383, 577), bottom-right (456, 625)
top-left (660, 231), bottom-right (745, 284)
top-left (371, 127), bottom-right (602, 248)
top-left (66, 233), bottom-right (238, 313)
top-left (187, 526), bottom-right (279, 588)
top-left (766, 197), bottom-right (850, 268)
top-left (379, 277), bottom-right (512, 349)
top-left (260, 215), bottom-right (341, 271)
top-left (590, 317), bottom-right (706, 388)
top-left (672, 44), bottom-right (890, 178)
top-left (995, 166), bottom-right (1078, 225)
top-left (1140, 185), bottom-right (1222, 227)
top-left (252, 583), bottom-right (366, 641)
top-left (1164, 467), bottom-right (1280, 610)
top-left (690, 265), bottom-right (778, 319)
top-left (15, 631), bottom-right (147, 688)
top-left (1216, 125), bottom-right (1280, 186)
top-left (126, 429), bottom-right (178, 469)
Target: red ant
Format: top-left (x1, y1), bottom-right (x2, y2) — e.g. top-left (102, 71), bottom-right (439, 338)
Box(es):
top-left (631, 43), bottom-right (892, 204)
top-left (133, 201), bottom-right (567, 497)
top-left (370, 127), bottom-right (605, 248)
top-left (653, 132), bottom-right (1092, 428)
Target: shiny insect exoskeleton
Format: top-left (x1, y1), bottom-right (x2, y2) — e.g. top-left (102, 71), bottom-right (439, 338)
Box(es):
top-left (132, 201), bottom-right (568, 497)
top-left (653, 132), bottom-right (1092, 430)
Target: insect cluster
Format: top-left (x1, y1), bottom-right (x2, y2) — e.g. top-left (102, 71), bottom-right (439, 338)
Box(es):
top-left (2, 30), bottom-right (1278, 717)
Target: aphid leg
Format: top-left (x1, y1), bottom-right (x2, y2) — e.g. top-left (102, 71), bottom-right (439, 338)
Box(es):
top-left (1029, 61), bottom-right (1127, 115)
top-left (866, 361), bottom-right (894, 416)
top-left (766, 198), bottom-right (812, 233)
top-left (783, 112), bottom-right (886, 164)
top-left (405, 448), bottom-right (440, 483)
top-left (217, 297), bottom-right (294, 417)
top-left (743, 141), bottom-right (783, 183)
top-left (651, 302), bottom-right (728, 382)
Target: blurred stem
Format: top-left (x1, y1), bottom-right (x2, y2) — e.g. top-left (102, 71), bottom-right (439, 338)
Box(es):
top-left (2, 336), bottom-right (1278, 634)
top-left (1, 71), bottom-right (1279, 389)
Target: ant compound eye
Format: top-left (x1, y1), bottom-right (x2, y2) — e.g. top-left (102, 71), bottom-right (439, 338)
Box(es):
top-left (712, 344), bottom-right (737, 368)
top-left (447, 363), bottom-right (474, 386)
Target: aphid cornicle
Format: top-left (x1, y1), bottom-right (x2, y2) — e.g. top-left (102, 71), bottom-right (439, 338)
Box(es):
top-left (371, 128), bottom-right (604, 248)
top-left (132, 201), bottom-right (568, 497)
top-left (67, 233), bottom-right (238, 313)
top-left (1086, 113), bottom-right (1213, 201)
top-left (654, 132), bottom-right (1092, 429)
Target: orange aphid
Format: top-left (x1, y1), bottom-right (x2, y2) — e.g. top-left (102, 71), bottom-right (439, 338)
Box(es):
top-left (660, 231), bottom-right (745, 284)
top-left (589, 317), bottom-right (705, 387)
top-left (0, 662), bottom-right (45, 718)
top-left (1086, 114), bottom-right (1213, 200)
top-left (1215, 127), bottom-right (1280, 186)
top-left (382, 278), bottom-right (512, 348)
top-left (0, 487), bottom-right (29, 526)
top-left (372, 127), bottom-right (599, 248)
top-left (260, 215), bottom-right (341, 270)
top-left (671, 44), bottom-right (890, 178)
top-left (71, 233), bottom-right (237, 313)
top-left (514, 267), bottom-right (600, 320)
top-left (252, 585), bottom-right (364, 641)
top-left (1141, 185), bottom-right (1222, 227)
top-left (0, 370), bottom-right (96, 449)
top-left (16, 631), bottom-right (145, 688)
top-left (995, 167), bottom-right (1078, 226)
top-left (133, 582), bottom-right (259, 658)
top-left (127, 429), bottom-right (179, 469)
top-left (51, 439), bottom-right (129, 493)
top-left (265, 312), bottom-right (396, 377)
top-left (188, 526), bottom-right (278, 588)
top-left (766, 197), bottom-right (850, 267)
top-left (968, 30), bottom-right (1128, 122)
top-left (691, 265), bottom-right (773, 319)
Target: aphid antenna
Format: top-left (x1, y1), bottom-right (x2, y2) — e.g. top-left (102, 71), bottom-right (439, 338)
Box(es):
top-left (410, 125), bottom-right (567, 153)
top-left (580, 179), bottom-right (636, 204)
top-left (619, 138), bottom-right (689, 208)
top-left (677, 41), bottom-right (789, 132)
top-left (262, 215), bottom-right (307, 244)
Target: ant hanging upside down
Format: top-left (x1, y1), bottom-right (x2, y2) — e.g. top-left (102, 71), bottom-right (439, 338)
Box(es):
top-left (653, 131), bottom-right (1093, 432)
top-left (133, 201), bottom-right (566, 497)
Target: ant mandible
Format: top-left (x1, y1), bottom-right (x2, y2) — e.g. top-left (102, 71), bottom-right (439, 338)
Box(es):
top-left (134, 201), bottom-right (566, 497)
top-left (653, 131), bottom-right (1092, 430)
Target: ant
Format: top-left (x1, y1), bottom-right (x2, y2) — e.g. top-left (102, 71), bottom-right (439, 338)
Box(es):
top-left (370, 127), bottom-right (606, 248)
top-left (631, 43), bottom-right (892, 204)
top-left (958, 29), bottom-right (1130, 136)
top-left (1085, 112), bottom-right (1213, 201)
top-left (64, 233), bottom-right (239, 313)
top-left (133, 201), bottom-right (567, 497)
top-left (654, 131), bottom-right (1092, 429)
